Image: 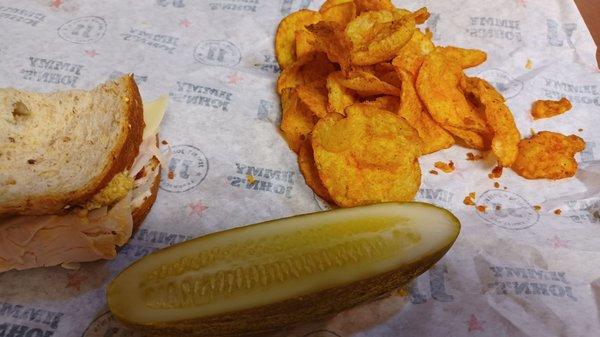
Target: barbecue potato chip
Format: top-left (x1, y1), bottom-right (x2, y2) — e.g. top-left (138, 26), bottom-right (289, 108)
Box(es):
top-left (462, 77), bottom-right (520, 166)
top-left (416, 48), bottom-right (490, 146)
top-left (326, 71), bottom-right (357, 115)
top-left (297, 79), bottom-right (329, 119)
top-left (298, 139), bottom-right (333, 202)
top-left (531, 97), bottom-right (572, 120)
top-left (312, 104), bottom-right (422, 207)
top-left (280, 89), bottom-right (318, 153)
top-left (363, 95), bottom-right (400, 112)
top-left (371, 63), bottom-right (402, 87)
top-left (397, 69), bottom-right (455, 154)
top-left (277, 53), bottom-right (335, 95)
top-left (307, 21), bottom-right (353, 72)
top-left (339, 68), bottom-right (402, 96)
top-left (511, 131), bottom-right (585, 180)
top-left (295, 30), bottom-right (318, 60)
top-left (320, 1), bottom-right (357, 27)
top-left (275, 10), bottom-right (322, 69)
top-left (320, 0), bottom-right (353, 13)
top-left (440, 46), bottom-right (487, 69)
top-left (353, 0), bottom-right (395, 13)
top-left (392, 29), bottom-right (435, 77)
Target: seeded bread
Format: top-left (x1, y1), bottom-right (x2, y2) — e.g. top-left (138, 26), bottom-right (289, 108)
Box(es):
top-left (0, 75), bottom-right (144, 216)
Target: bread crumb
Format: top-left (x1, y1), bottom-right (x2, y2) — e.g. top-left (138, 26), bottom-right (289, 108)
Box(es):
top-left (488, 165), bottom-right (503, 179)
top-left (429, 170), bottom-right (438, 175)
top-left (434, 161), bottom-right (455, 173)
top-left (554, 209), bottom-right (562, 215)
top-left (476, 205), bottom-right (487, 213)
top-left (533, 205), bottom-right (542, 212)
top-left (466, 152), bottom-right (483, 161)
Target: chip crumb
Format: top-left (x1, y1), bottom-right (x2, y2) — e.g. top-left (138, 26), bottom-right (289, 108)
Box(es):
top-left (429, 170), bottom-right (438, 175)
top-left (533, 205), bottom-right (542, 212)
top-left (578, 128), bottom-right (583, 132)
top-left (246, 175), bottom-right (256, 184)
top-left (469, 192), bottom-right (476, 199)
top-left (494, 182), bottom-right (500, 188)
top-left (476, 205), bottom-right (487, 213)
top-left (463, 192), bottom-right (476, 206)
top-left (503, 186), bottom-right (508, 190)
top-left (167, 170), bottom-right (175, 180)
top-left (495, 205), bottom-right (502, 211)
top-left (466, 152), bottom-right (484, 161)
top-left (434, 161), bottom-right (455, 173)
top-left (525, 58), bottom-right (533, 70)
top-left (161, 140), bottom-right (168, 145)
top-left (488, 165), bottom-right (503, 179)
top-left (554, 209), bottom-right (562, 215)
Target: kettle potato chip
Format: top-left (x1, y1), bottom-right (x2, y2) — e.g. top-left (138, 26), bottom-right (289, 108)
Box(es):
top-left (312, 105), bottom-right (421, 207)
top-left (363, 95), bottom-right (400, 112)
top-left (307, 21), bottom-right (353, 72)
top-left (511, 131), bottom-right (585, 179)
top-left (440, 46), bottom-right (487, 69)
top-left (280, 89), bottom-right (318, 153)
top-left (277, 53), bottom-right (335, 95)
top-left (461, 77), bottom-right (520, 166)
top-left (320, 1), bottom-right (357, 27)
top-left (326, 71), bottom-right (357, 115)
top-left (297, 79), bottom-right (329, 119)
top-left (275, 10), bottom-right (322, 69)
top-left (298, 140), bottom-right (333, 202)
top-left (295, 30), bottom-right (318, 60)
top-left (339, 69), bottom-right (402, 96)
top-left (392, 29), bottom-right (435, 77)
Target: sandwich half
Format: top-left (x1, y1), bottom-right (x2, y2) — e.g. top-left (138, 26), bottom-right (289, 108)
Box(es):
top-left (0, 75), bottom-right (167, 272)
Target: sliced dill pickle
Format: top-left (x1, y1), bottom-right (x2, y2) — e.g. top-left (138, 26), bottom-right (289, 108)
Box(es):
top-left (107, 202), bottom-right (460, 336)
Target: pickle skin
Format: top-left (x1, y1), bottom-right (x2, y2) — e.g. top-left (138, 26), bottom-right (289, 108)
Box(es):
top-left (108, 202), bottom-right (460, 336)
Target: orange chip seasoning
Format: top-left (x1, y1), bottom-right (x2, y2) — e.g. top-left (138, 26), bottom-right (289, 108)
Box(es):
top-left (531, 98), bottom-right (572, 120)
top-left (554, 209), bottom-right (562, 215)
top-left (494, 182), bottom-right (500, 188)
top-left (429, 170), bottom-right (438, 175)
top-left (463, 192), bottom-right (476, 206)
top-left (533, 205), bottom-right (542, 212)
top-left (476, 205), bottom-right (487, 213)
top-left (466, 152), bottom-right (483, 161)
top-left (488, 165), bottom-right (503, 179)
top-left (434, 161), bottom-right (455, 173)
top-left (495, 205), bottom-right (502, 211)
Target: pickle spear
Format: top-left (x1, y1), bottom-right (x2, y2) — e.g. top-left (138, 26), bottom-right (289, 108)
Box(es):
top-left (107, 202), bottom-right (460, 336)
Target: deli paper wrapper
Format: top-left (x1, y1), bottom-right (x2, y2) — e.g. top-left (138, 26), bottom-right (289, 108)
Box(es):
top-left (1, 0), bottom-right (599, 336)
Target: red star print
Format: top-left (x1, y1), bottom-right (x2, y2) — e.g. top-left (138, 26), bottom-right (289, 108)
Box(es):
top-left (466, 314), bottom-right (485, 332)
top-left (179, 19), bottom-right (191, 28)
top-left (50, 0), bottom-right (63, 8)
top-left (84, 49), bottom-right (98, 58)
top-left (188, 202), bottom-right (209, 216)
top-left (227, 72), bottom-right (243, 85)
top-left (65, 270), bottom-right (88, 291)
top-left (550, 235), bottom-right (568, 248)
top-left (515, 0), bottom-right (526, 7)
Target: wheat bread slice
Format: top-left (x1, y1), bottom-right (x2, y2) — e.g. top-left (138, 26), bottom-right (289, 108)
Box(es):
top-left (0, 75), bottom-right (144, 216)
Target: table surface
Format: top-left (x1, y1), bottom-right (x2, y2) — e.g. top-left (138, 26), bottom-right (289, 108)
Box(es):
top-left (574, 0), bottom-right (600, 65)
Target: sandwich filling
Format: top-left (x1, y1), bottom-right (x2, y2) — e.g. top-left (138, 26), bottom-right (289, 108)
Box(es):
top-left (0, 96), bottom-right (167, 272)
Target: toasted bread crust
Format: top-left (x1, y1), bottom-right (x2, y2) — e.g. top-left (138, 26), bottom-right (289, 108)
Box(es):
top-left (132, 162), bottom-right (161, 230)
top-left (0, 75), bottom-right (144, 216)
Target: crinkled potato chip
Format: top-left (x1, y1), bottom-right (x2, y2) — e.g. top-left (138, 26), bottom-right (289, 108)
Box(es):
top-left (416, 48), bottom-right (490, 146)
top-left (312, 104), bottom-right (422, 207)
top-left (295, 30), bottom-right (318, 60)
top-left (275, 9), bottom-right (322, 69)
top-left (320, 1), bottom-right (357, 27)
top-left (462, 77), bottom-right (520, 166)
top-left (307, 21), bottom-right (353, 72)
top-left (397, 69), bottom-right (455, 154)
top-left (280, 89), bottom-right (318, 153)
top-left (277, 53), bottom-right (335, 95)
top-left (511, 131), bottom-right (585, 180)
top-left (326, 71), bottom-right (357, 115)
top-left (320, 0), bottom-right (353, 13)
top-left (339, 69), bottom-right (402, 96)
top-left (440, 46), bottom-right (487, 69)
top-left (363, 95), bottom-right (400, 112)
top-left (392, 29), bottom-right (435, 77)
top-left (531, 97), bottom-right (572, 120)
top-left (297, 79), bottom-right (329, 119)
top-left (298, 140), bottom-right (333, 202)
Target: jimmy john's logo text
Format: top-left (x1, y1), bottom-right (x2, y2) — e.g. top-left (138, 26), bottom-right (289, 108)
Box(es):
top-left (209, 0), bottom-right (259, 12)
top-left (156, 0), bottom-right (185, 7)
top-left (57, 16), bottom-right (106, 44)
top-left (0, 6), bottom-right (45, 27)
top-left (171, 81), bottom-right (233, 111)
top-left (121, 229), bottom-right (193, 259)
top-left (416, 189), bottom-right (453, 208)
top-left (488, 266), bottom-right (577, 301)
top-left (0, 302), bottom-right (64, 337)
top-left (542, 78), bottom-right (599, 106)
top-left (478, 69), bottom-right (524, 99)
top-left (160, 145), bottom-right (209, 193)
top-left (253, 54), bottom-right (280, 74)
top-left (467, 17), bottom-right (522, 41)
top-left (409, 265), bottom-right (454, 304)
top-left (547, 19), bottom-right (576, 48)
top-left (257, 99), bottom-right (279, 124)
top-left (566, 198), bottom-right (600, 224)
top-left (194, 40), bottom-right (241, 67)
top-left (280, 0), bottom-right (311, 16)
top-left (21, 57), bottom-right (83, 87)
top-left (121, 28), bottom-right (179, 54)
top-left (227, 163), bottom-right (295, 199)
